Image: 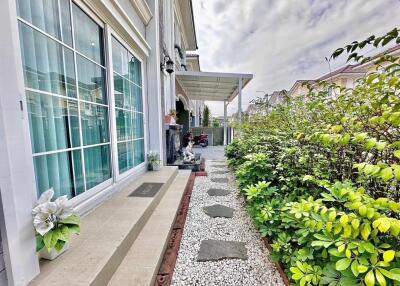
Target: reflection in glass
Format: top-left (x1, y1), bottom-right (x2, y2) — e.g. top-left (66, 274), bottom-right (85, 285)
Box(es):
top-left (19, 22), bottom-right (76, 98)
top-left (84, 145), bottom-right (111, 190)
top-left (133, 112), bottom-right (144, 139)
top-left (134, 139), bottom-right (145, 166)
top-left (81, 103), bottom-right (109, 146)
top-left (118, 142), bottom-right (134, 174)
top-left (17, 0), bottom-right (73, 46)
top-left (128, 54), bottom-right (142, 86)
top-left (112, 37), bottom-right (128, 77)
top-left (72, 150), bottom-right (85, 195)
top-left (72, 3), bottom-right (104, 65)
top-left (113, 74), bottom-right (130, 109)
top-left (116, 110), bottom-right (133, 142)
top-left (77, 55), bottom-right (106, 104)
top-left (26, 91), bottom-right (80, 153)
top-left (34, 151), bottom-right (74, 198)
top-left (131, 84), bottom-right (143, 112)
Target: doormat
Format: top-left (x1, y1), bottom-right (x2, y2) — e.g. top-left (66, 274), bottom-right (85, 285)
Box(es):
top-left (128, 183), bottom-right (164, 197)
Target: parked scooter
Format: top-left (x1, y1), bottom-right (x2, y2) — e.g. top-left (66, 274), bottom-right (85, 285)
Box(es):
top-left (183, 132), bottom-right (208, 147)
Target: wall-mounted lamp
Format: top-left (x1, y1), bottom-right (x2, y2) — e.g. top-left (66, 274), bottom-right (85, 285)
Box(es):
top-left (161, 55), bottom-right (175, 74)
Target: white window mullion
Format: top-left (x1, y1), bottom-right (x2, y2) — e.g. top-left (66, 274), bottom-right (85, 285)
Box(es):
top-left (69, 0), bottom-right (88, 192)
top-left (105, 24), bottom-right (119, 182)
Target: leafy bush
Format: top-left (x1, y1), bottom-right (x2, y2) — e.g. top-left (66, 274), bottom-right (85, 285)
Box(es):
top-left (227, 29), bottom-right (400, 286)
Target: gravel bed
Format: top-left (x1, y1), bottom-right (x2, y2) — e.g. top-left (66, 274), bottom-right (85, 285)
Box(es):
top-left (171, 160), bottom-right (285, 286)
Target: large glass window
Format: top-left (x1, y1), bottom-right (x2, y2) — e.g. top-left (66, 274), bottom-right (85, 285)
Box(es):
top-left (18, 0), bottom-right (111, 198)
top-left (112, 37), bottom-right (144, 175)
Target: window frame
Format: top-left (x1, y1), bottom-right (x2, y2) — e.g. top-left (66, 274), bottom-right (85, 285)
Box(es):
top-left (17, 0), bottom-right (149, 205)
top-left (17, 0), bottom-right (112, 205)
top-left (105, 25), bottom-right (147, 182)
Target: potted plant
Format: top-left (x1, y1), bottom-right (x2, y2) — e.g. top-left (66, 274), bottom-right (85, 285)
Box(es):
top-left (32, 188), bottom-right (80, 260)
top-left (147, 151), bottom-right (161, 171)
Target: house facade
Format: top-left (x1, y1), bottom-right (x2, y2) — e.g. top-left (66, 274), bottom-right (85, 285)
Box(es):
top-left (0, 0), bottom-right (200, 285)
top-left (288, 45), bottom-right (400, 99)
top-left (288, 65), bottom-right (367, 98)
top-left (159, 0), bottom-right (204, 134)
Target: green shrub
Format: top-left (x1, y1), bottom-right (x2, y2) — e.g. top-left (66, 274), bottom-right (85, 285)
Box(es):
top-left (226, 29), bottom-right (400, 286)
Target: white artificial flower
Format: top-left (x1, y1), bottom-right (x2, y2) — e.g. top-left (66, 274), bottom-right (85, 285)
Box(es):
top-left (32, 201), bottom-right (58, 236)
top-left (35, 188), bottom-right (55, 206)
top-left (32, 188), bottom-right (75, 236)
top-left (54, 196), bottom-right (73, 219)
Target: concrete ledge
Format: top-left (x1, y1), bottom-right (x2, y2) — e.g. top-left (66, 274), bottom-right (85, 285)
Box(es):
top-left (108, 170), bottom-right (191, 286)
top-left (29, 166), bottom-right (178, 286)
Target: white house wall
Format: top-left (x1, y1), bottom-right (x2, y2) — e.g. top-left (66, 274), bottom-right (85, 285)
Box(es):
top-left (0, 0), bottom-right (40, 284)
top-left (0, 0), bottom-right (163, 284)
top-left (115, 0), bottom-right (146, 35)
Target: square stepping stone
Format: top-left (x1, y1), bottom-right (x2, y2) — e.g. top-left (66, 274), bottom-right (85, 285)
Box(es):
top-left (212, 170), bottom-right (229, 175)
top-left (203, 204), bottom-right (234, 218)
top-left (211, 178), bottom-right (229, 184)
top-left (207, 188), bottom-right (231, 196)
top-left (197, 240), bottom-right (248, 261)
top-left (212, 165), bottom-right (227, 168)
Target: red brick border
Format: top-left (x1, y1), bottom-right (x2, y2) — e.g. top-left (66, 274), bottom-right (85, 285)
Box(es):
top-left (154, 171), bottom-right (198, 286)
top-left (262, 238), bottom-right (291, 286)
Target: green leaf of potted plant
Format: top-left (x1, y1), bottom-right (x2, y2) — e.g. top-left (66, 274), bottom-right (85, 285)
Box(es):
top-left (147, 151), bottom-right (161, 171)
top-left (32, 188), bottom-right (80, 260)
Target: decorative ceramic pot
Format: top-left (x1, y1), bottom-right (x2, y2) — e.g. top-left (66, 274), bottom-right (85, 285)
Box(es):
top-left (152, 164), bottom-right (160, 171)
top-left (39, 241), bottom-right (69, 260)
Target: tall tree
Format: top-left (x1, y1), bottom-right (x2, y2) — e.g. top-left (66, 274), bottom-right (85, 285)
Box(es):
top-left (202, 105), bottom-right (210, 127)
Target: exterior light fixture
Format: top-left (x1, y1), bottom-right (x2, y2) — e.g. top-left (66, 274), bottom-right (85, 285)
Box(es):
top-left (165, 56), bottom-right (174, 74)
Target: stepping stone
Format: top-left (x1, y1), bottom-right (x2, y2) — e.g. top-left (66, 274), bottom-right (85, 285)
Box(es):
top-left (212, 170), bottom-right (229, 175)
top-left (207, 188), bottom-right (231, 196)
top-left (212, 165), bottom-right (227, 168)
top-left (197, 240), bottom-right (248, 261)
top-left (203, 204), bottom-right (234, 218)
top-left (211, 178), bottom-right (229, 184)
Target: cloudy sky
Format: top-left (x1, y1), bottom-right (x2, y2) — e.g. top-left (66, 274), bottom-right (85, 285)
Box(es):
top-left (191, 0), bottom-right (400, 116)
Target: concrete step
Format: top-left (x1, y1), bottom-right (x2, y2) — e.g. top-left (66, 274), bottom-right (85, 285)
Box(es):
top-left (107, 170), bottom-right (192, 286)
top-left (30, 166), bottom-right (179, 286)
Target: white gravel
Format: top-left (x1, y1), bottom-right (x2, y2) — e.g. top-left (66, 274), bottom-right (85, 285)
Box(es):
top-left (171, 159), bottom-right (285, 286)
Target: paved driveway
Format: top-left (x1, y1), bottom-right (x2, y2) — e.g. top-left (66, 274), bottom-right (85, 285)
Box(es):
top-left (193, 146), bottom-right (226, 161)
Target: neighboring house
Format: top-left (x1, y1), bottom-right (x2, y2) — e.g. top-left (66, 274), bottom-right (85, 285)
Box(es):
top-left (0, 0), bottom-right (252, 285)
top-left (288, 44), bottom-right (400, 99)
top-left (245, 104), bottom-right (259, 118)
top-left (352, 44), bottom-right (400, 73)
top-left (288, 80), bottom-right (317, 98)
top-left (246, 90), bottom-right (287, 117)
top-left (288, 64), bottom-right (367, 98)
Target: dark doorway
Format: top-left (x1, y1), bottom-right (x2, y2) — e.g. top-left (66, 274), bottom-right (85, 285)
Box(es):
top-left (176, 99), bottom-right (189, 135)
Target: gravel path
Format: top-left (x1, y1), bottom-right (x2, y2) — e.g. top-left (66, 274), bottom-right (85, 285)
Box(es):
top-left (171, 157), bottom-right (285, 286)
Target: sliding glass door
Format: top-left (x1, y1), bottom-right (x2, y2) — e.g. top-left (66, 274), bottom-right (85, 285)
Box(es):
top-left (17, 0), bottom-right (112, 199)
top-left (111, 36), bottom-right (145, 176)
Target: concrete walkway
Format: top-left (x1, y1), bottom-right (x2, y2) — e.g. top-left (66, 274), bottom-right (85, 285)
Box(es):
top-left (171, 147), bottom-right (284, 286)
top-left (193, 146), bottom-right (226, 161)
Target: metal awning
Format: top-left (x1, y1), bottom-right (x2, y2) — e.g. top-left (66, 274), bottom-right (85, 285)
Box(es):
top-left (175, 71), bottom-right (253, 102)
top-left (175, 70), bottom-right (253, 146)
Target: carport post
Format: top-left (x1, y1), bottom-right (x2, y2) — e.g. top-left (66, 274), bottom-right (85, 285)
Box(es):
top-left (238, 77), bottom-right (243, 124)
top-left (223, 100), bottom-right (227, 145)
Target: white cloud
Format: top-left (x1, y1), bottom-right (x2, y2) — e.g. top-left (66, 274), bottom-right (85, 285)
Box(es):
top-left (192, 0), bottom-right (400, 116)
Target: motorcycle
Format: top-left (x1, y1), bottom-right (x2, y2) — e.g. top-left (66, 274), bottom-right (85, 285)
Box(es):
top-left (183, 132), bottom-right (208, 147)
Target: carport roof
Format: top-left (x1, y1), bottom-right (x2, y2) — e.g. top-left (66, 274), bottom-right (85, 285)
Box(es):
top-left (175, 71), bottom-right (253, 102)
